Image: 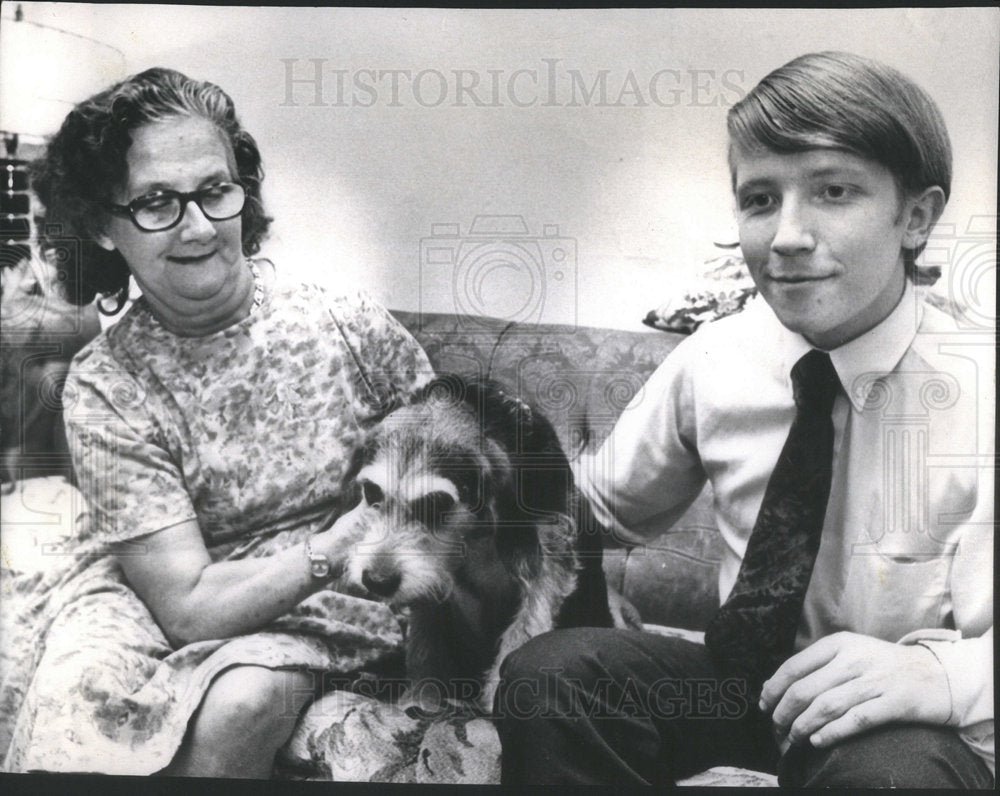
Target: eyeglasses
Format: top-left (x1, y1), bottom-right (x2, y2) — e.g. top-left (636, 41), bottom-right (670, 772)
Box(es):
top-left (104, 182), bottom-right (246, 232)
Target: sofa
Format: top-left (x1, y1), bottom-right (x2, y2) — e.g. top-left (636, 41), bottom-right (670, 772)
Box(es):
top-left (0, 298), bottom-right (775, 786)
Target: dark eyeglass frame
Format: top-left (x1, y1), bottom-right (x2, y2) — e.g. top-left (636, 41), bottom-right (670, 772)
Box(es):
top-left (104, 182), bottom-right (246, 232)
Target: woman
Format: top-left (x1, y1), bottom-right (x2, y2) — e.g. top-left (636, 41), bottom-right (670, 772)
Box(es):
top-left (0, 68), bottom-right (432, 777)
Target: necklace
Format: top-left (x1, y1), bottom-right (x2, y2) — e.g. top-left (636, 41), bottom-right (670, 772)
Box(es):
top-left (248, 258), bottom-right (264, 312)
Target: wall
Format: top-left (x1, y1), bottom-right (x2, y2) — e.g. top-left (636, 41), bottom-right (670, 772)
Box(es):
top-left (5, 5), bottom-right (998, 330)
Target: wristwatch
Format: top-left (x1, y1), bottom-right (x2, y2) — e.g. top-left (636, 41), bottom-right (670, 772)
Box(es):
top-left (305, 536), bottom-right (333, 581)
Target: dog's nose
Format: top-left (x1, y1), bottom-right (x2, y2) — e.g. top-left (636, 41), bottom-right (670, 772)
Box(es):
top-left (361, 568), bottom-right (402, 597)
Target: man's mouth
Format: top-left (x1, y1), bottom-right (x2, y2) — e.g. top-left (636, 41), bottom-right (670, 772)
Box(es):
top-left (168, 251), bottom-right (215, 265)
top-left (767, 274), bottom-right (831, 284)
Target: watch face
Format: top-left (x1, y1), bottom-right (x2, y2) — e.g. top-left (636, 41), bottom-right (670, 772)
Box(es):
top-left (310, 554), bottom-right (332, 579)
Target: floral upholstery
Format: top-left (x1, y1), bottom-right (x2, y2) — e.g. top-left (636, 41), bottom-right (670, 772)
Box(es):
top-left (278, 690), bottom-right (501, 783)
top-left (642, 253), bottom-right (757, 335)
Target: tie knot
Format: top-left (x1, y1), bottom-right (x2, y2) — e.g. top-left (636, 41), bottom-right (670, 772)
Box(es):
top-left (791, 350), bottom-right (840, 413)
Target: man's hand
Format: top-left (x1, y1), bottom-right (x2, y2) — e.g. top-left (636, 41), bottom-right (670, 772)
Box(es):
top-left (759, 632), bottom-right (951, 750)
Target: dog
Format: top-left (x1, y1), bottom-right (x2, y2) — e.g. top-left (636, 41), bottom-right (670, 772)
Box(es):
top-left (341, 374), bottom-right (636, 710)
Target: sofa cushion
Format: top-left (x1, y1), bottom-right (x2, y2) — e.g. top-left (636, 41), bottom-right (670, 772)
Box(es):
top-left (281, 687), bottom-right (775, 786)
top-left (641, 253), bottom-right (756, 335)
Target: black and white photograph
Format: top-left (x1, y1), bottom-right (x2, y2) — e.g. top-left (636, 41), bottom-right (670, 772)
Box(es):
top-left (0, 4), bottom-right (996, 789)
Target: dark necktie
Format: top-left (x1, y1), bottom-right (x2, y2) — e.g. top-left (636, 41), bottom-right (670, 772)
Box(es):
top-left (704, 349), bottom-right (840, 701)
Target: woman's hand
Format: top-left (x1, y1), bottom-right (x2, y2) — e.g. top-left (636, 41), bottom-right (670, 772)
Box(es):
top-left (114, 503), bottom-right (374, 648)
top-left (308, 499), bottom-right (372, 579)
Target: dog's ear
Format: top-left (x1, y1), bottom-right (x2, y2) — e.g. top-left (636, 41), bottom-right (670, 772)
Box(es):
top-left (495, 510), bottom-right (579, 584)
top-left (460, 376), bottom-right (578, 526)
top-left (509, 401), bottom-right (574, 521)
top-left (460, 378), bottom-right (528, 450)
top-left (494, 522), bottom-right (543, 581)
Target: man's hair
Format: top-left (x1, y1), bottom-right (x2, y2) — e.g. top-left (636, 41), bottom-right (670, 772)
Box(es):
top-left (727, 51), bottom-right (952, 284)
top-left (31, 67), bottom-right (272, 310)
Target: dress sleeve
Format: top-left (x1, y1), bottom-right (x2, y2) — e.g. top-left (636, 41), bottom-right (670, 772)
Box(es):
top-left (329, 290), bottom-right (435, 413)
top-left (576, 333), bottom-right (707, 545)
top-left (63, 344), bottom-right (198, 544)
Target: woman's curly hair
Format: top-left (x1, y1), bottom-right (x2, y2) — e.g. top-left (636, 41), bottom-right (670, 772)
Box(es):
top-left (31, 67), bottom-right (272, 310)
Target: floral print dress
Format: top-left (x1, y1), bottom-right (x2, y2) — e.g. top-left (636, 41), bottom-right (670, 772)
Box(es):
top-left (0, 266), bottom-right (433, 774)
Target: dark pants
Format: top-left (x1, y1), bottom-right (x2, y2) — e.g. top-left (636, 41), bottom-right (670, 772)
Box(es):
top-left (494, 628), bottom-right (994, 788)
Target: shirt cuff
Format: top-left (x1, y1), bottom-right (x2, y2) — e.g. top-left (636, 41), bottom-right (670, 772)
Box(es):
top-left (898, 628), bottom-right (993, 728)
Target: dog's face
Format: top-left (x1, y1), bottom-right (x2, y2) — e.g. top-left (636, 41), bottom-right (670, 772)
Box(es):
top-left (344, 389), bottom-right (522, 607)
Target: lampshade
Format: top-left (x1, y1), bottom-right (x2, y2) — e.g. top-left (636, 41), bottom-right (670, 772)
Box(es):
top-left (0, 9), bottom-right (125, 141)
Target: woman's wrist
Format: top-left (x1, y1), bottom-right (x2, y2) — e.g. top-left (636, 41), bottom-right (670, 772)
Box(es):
top-left (304, 534), bottom-right (342, 585)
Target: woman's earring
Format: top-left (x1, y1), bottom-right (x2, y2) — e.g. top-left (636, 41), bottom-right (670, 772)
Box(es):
top-left (97, 291), bottom-right (127, 316)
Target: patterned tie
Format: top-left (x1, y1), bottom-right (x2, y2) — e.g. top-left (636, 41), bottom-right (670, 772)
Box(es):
top-left (704, 349), bottom-right (840, 701)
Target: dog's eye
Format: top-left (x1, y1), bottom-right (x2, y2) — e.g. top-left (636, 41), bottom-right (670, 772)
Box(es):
top-left (411, 491), bottom-right (456, 527)
top-left (443, 469), bottom-right (482, 510)
top-left (362, 480), bottom-right (384, 507)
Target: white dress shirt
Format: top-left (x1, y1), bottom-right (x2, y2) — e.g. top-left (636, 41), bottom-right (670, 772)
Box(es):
top-left (579, 283), bottom-right (994, 772)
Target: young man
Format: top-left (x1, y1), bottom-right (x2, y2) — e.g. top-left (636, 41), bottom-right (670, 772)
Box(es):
top-left (494, 51), bottom-right (993, 788)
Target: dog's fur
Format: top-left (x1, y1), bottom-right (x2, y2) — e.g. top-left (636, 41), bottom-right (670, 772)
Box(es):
top-left (342, 375), bottom-right (623, 709)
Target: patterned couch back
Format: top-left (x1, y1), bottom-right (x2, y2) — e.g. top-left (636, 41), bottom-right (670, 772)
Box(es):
top-left (390, 309), bottom-right (723, 630)
top-left (389, 310), bottom-right (678, 454)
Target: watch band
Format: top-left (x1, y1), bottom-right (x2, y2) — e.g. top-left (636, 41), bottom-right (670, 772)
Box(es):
top-left (305, 536), bottom-right (333, 581)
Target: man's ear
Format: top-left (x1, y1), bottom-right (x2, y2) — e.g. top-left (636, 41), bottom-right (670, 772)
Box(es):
top-left (901, 186), bottom-right (946, 250)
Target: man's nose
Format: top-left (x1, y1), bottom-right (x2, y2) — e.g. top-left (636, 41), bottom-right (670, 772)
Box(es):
top-left (770, 199), bottom-right (815, 256)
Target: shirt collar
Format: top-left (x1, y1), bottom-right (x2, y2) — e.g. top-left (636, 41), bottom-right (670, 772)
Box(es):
top-left (772, 281), bottom-right (922, 413)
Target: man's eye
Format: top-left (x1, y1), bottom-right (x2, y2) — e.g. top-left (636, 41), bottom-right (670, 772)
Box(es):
top-left (741, 194), bottom-right (774, 212)
top-left (822, 185), bottom-right (851, 201)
